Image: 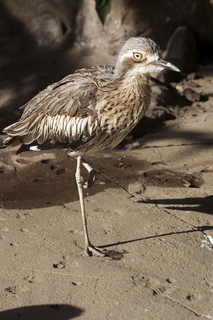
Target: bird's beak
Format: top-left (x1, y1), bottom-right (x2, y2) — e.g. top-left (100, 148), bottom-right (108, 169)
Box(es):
top-left (152, 59), bottom-right (180, 72)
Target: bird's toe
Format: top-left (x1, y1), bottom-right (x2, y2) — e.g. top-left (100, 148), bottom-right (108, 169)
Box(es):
top-left (85, 244), bottom-right (107, 257)
top-left (83, 169), bottom-right (97, 188)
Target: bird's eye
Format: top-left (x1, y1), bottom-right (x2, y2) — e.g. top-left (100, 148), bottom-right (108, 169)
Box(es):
top-left (133, 52), bottom-right (143, 61)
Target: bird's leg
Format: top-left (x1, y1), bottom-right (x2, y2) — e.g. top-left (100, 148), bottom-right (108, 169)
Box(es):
top-left (75, 156), bottom-right (106, 257)
top-left (81, 158), bottom-right (97, 188)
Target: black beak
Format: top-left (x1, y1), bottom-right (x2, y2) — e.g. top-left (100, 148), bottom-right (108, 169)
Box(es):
top-left (152, 59), bottom-right (180, 72)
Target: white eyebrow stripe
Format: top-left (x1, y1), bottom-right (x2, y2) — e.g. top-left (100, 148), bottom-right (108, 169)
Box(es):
top-left (119, 51), bottom-right (134, 63)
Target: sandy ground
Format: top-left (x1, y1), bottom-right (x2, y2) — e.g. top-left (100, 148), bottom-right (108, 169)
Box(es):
top-left (0, 51), bottom-right (213, 319)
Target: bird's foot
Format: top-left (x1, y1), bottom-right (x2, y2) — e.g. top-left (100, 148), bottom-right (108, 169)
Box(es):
top-left (83, 169), bottom-right (97, 188)
top-left (85, 244), bottom-right (107, 257)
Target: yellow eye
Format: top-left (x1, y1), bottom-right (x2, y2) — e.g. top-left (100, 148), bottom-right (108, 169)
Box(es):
top-left (133, 52), bottom-right (143, 61)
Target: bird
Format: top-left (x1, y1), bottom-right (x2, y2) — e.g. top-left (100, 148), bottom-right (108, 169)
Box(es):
top-left (1, 37), bottom-right (180, 257)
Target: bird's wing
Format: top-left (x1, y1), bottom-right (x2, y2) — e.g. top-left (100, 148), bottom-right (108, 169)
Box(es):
top-left (3, 66), bottom-right (114, 147)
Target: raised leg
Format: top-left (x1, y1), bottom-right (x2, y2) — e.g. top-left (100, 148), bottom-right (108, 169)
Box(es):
top-left (75, 156), bottom-right (106, 256)
top-left (81, 159), bottom-right (97, 188)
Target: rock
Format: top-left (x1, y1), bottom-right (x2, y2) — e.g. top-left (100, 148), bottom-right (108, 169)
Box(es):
top-left (26, 13), bottom-right (68, 46)
top-left (158, 26), bottom-right (198, 83)
top-left (183, 88), bottom-right (201, 102)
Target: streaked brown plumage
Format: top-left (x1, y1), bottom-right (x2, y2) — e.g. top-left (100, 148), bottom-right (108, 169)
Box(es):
top-left (2, 37), bottom-right (180, 256)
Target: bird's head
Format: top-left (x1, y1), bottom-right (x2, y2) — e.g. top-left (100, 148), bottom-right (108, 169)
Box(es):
top-left (114, 37), bottom-right (180, 77)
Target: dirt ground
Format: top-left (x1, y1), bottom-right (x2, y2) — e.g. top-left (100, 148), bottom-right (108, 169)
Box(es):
top-left (0, 45), bottom-right (213, 319)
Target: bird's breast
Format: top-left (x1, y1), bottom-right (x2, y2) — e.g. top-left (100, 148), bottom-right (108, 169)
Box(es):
top-left (96, 80), bottom-right (151, 135)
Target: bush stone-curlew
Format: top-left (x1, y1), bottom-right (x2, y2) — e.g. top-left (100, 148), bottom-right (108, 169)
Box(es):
top-left (1, 37), bottom-right (180, 256)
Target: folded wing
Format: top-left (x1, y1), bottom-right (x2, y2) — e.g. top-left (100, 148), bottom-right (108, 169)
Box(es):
top-left (3, 66), bottom-right (114, 149)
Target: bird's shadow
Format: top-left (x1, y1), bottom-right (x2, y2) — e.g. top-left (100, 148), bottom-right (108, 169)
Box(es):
top-left (100, 225), bottom-right (213, 250)
top-left (99, 196), bottom-right (213, 252)
top-left (0, 304), bottom-right (83, 320)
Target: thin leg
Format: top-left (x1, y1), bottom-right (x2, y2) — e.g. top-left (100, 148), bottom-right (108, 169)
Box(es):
top-left (75, 156), bottom-right (106, 257)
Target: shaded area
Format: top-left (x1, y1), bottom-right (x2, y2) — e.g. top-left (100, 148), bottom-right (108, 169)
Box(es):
top-left (0, 0), bottom-right (213, 138)
top-left (0, 304), bottom-right (83, 320)
top-left (0, 148), bottom-right (207, 210)
top-left (144, 196), bottom-right (213, 215)
top-left (0, 0), bottom-right (83, 131)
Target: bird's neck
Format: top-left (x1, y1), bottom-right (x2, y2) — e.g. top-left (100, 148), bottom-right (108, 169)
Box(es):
top-left (113, 67), bottom-right (150, 87)
top-left (112, 71), bottom-right (150, 99)
top-left (123, 72), bottom-right (149, 88)
top-left (110, 71), bottom-right (151, 121)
